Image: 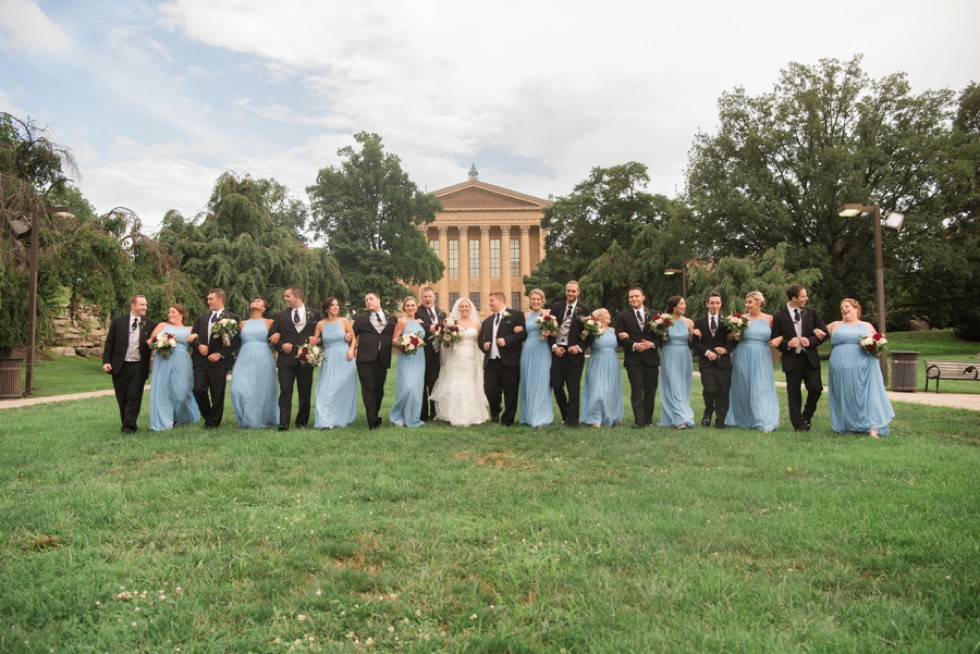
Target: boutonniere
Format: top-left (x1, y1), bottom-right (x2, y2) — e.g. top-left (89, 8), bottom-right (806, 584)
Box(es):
top-left (502, 310), bottom-right (511, 319)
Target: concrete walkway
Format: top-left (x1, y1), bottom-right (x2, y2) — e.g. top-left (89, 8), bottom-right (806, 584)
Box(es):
top-left (1, 382), bottom-right (978, 411)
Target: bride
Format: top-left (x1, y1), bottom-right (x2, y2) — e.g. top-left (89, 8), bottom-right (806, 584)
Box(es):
top-left (430, 298), bottom-right (490, 426)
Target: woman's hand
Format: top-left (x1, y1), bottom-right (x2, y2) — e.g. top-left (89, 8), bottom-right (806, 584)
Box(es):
top-left (269, 333), bottom-right (281, 345)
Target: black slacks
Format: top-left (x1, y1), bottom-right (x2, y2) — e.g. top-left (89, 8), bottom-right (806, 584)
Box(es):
top-left (550, 355), bottom-right (585, 426)
top-left (625, 363), bottom-right (659, 426)
top-left (277, 364), bottom-right (314, 428)
top-left (785, 354), bottom-right (822, 428)
top-left (113, 361), bottom-right (146, 431)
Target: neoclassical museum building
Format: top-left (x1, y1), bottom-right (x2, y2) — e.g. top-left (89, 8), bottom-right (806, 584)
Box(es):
top-left (416, 171), bottom-right (550, 317)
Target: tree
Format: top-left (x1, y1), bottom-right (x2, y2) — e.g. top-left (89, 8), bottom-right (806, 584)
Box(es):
top-left (685, 56), bottom-right (955, 323)
top-left (158, 172), bottom-right (346, 316)
top-left (307, 132), bottom-right (443, 310)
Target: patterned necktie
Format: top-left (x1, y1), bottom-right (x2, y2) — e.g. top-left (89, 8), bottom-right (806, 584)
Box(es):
top-left (565, 304), bottom-right (573, 319)
top-left (635, 310), bottom-right (643, 328)
top-left (494, 312), bottom-right (501, 326)
top-left (430, 308), bottom-right (436, 323)
top-left (293, 309), bottom-right (300, 324)
top-left (131, 318), bottom-right (139, 331)
top-left (793, 308), bottom-right (801, 323)
top-left (210, 312), bottom-right (218, 324)
top-left (710, 316), bottom-right (717, 333)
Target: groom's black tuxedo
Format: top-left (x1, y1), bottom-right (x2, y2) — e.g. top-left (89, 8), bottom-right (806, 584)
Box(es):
top-left (352, 310), bottom-right (395, 428)
top-left (190, 308), bottom-right (239, 428)
top-left (547, 300), bottom-right (593, 427)
top-left (615, 306), bottom-right (660, 426)
top-left (692, 313), bottom-right (732, 425)
top-left (771, 305), bottom-right (827, 430)
top-left (103, 313), bottom-right (156, 432)
top-left (479, 308), bottom-right (527, 426)
top-left (269, 305), bottom-right (321, 429)
top-left (415, 304), bottom-right (446, 421)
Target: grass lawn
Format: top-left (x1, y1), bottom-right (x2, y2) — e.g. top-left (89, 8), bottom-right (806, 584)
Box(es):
top-left (1, 359), bottom-right (978, 652)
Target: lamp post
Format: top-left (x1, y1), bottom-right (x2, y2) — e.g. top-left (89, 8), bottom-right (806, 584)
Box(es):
top-left (837, 203), bottom-right (904, 387)
top-left (664, 268), bottom-right (687, 297)
top-left (24, 203), bottom-right (76, 397)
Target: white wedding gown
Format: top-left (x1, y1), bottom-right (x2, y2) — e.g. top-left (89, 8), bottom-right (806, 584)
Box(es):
top-left (430, 328), bottom-right (489, 426)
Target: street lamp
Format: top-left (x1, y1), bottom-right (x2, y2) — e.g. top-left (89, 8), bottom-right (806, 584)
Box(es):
top-left (23, 203), bottom-right (76, 396)
top-left (837, 203), bottom-right (904, 386)
top-left (664, 268), bottom-right (687, 297)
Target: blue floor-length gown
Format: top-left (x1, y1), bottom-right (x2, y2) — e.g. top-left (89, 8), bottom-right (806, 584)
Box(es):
top-left (314, 320), bottom-right (358, 429)
top-left (149, 325), bottom-right (199, 431)
top-left (725, 317), bottom-right (780, 431)
top-left (231, 319), bottom-right (280, 428)
top-left (520, 311), bottom-right (554, 427)
top-left (390, 320), bottom-right (426, 427)
top-left (828, 323), bottom-right (895, 435)
top-left (580, 328), bottom-right (624, 427)
top-left (658, 320), bottom-right (695, 428)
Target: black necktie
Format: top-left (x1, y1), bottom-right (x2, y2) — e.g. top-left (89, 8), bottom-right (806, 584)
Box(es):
top-left (635, 310), bottom-right (643, 327)
top-left (710, 316), bottom-right (717, 332)
top-left (494, 313), bottom-right (501, 326)
top-left (794, 308), bottom-right (801, 323)
top-left (565, 305), bottom-right (573, 319)
top-left (293, 309), bottom-right (300, 324)
top-left (375, 312), bottom-right (382, 325)
top-left (430, 308), bottom-right (436, 323)
top-left (210, 312), bottom-right (218, 324)
top-left (131, 318), bottom-right (139, 331)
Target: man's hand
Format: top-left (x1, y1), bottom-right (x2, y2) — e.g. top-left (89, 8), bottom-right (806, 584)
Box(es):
top-left (496, 337), bottom-right (506, 347)
top-left (553, 345), bottom-right (565, 358)
top-left (197, 344), bottom-right (209, 356)
top-left (102, 363), bottom-right (112, 373)
top-left (208, 353), bottom-right (221, 363)
top-left (483, 341), bottom-right (491, 351)
top-left (568, 345), bottom-right (581, 355)
top-left (713, 347), bottom-right (727, 356)
top-left (706, 351), bottom-right (718, 361)
top-left (282, 342), bottom-right (293, 354)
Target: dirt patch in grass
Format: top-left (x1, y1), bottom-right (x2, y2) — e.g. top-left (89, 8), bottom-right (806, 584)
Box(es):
top-left (453, 449), bottom-right (533, 470)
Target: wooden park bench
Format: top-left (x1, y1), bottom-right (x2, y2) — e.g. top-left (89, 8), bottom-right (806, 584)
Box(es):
top-left (923, 359), bottom-right (979, 393)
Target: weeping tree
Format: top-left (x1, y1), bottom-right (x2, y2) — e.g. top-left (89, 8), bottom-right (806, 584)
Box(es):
top-left (159, 172), bottom-right (347, 317)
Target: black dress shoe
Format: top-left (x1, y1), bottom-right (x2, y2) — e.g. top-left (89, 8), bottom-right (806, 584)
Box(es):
top-left (278, 425), bottom-right (288, 432)
top-left (700, 416), bottom-right (712, 428)
top-left (373, 417), bottom-right (383, 428)
top-left (714, 421), bottom-right (726, 430)
top-left (490, 416), bottom-right (499, 423)
top-left (802, 420), bottom-right (812, 431)
top-left (121, 426), bottom-right (136, 434)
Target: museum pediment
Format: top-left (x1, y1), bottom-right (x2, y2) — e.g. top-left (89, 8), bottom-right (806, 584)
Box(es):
top-left (435, 181), bottom-right (550, 211)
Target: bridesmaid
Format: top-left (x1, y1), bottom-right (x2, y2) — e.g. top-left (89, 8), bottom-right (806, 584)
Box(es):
top-left (231, 298), bottom-right (279, 428)
top-left (313, 297), bottom-right (357, 429)
top-left (148, 304), bottom-right (199, 431)
top-left (520, 288), bottom-right (554, 428)
top-left (390, 296), bottom-right (426, 428)
top-left (726, 292), bottom-right (779, 431)
top-left (579, 309), bottom-right (624, 428)
top-left (658, 296), bottom-right (695, 429)
top-left (827, 298), bottom-right (895, 437)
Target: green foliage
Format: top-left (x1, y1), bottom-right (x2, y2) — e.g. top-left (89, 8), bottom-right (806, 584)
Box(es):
top-left (685, 56), bottom-right (956, 321)
top-left (308, 132), bottom-right (443, 311)
top-left (158, 172), bottom-right (346, 318)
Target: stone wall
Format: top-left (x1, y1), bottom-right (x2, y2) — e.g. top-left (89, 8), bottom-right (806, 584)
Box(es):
top-left (49, 305), bottom-right (107, 358)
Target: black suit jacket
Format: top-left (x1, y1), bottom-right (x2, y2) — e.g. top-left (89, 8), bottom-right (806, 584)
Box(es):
top-left (692, 314), bottom-right (732, 371)
top-left (268, 306), bottom-right (321, 369)
top-left (615, 306), bottom-right (660, 367)
top-left (770, 306), bottom-right (827, 372)
top-left (191, 310), bottom-right (240, 370)
top-left (103, 314), bottom-right (156, 379)
top-left (479, 308), bottom-right (527, 368)
top-left (353, 311), bottom-right (395, 368)
top-left (547, 301), bottom-right (593, 363)
top-left (415, 305), bottom-right (446, 349)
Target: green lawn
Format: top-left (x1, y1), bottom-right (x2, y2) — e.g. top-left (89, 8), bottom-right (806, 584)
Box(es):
top-left (1, 361), bottom-right (978, 652)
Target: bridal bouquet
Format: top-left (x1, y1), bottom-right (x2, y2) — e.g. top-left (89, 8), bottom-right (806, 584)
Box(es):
top-left (860, 332), bottom-right (888, 357)
top-left (648, 313), bottom-right (673, 340)
top-left (433, 318), bottom-right (463, 350)
top-left (397, 332), bottom-right (423, 355)
top-left (148, 332), bottom-right (177, 358)
top-left (211, 318), bottom-right (239, 347)
top-left (535, 313), bottom-right (560, 340)
top-left (297, 343), bottom-right (323, 366)
top-left (723, 313), bottom-right (749, 335)
top-left (580, 313), bottom-right (603, 339)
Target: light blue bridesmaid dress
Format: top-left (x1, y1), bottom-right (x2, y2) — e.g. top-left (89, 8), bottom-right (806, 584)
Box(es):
top-left (725, 317), bottom-right (780, 431)
top-left (149, 325), bottom-right (199, 431)
top-left (314, 320), bottom-right (358, 429)
top-left (520, 311), bottom-right (554, 427)
top-left (828, 323), bottom-right (895, 435)
top-left (658, 319), bottom-right (695, 428)
top-left (579, 328), bottom-right (624, 427)
top-left (231, 319), bottom-right (279, 428)
top-left (390, 320), bottom-right (426, 427)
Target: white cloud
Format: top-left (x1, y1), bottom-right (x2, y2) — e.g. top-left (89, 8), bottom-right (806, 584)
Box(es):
top-left (0, 0), bottom-right (70, 56)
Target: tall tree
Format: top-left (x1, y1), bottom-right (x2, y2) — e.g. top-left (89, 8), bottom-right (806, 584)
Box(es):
top-left (685, 56), bottom-right (955, 322)
top-left (307, 132), bottom-right (443, 310)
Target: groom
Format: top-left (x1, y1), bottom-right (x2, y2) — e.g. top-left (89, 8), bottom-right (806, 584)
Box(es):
top-left (190, 288), bottom-right (238, 429)
top-left (770, 284), bottom-right (827, 431)
top-left (269, 285), bottom-right (321, 431)
top-left (102, 294), bottom-right (156, 433)
top-left (479, 291), bottom-right (526, 426)
top-left (352, 292), bottom-right (395, 429)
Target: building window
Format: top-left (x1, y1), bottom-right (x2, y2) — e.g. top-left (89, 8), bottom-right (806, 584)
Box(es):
top-left (449, 292), bottom-right (459, 307)
top-left (433, 292), bottom-right (439, 308)
top-left (512, 292), bottom-right (522, 311)
top-left (510, 237), bottom-right (520, 277)
top-left (469, 238), bottom-right (480, 279)
top-left (428, 238), bottom-right (438, 254)
top-left (448, 239), bottom-right (459, 279)
top-left (469, 292), bottom-right (480, 312)
top-left (490, 238), bottom-right (501, 278)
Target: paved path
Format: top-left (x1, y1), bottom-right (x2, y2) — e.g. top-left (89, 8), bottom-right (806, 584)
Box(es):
top-left (2, 382), bottom-right (978, 411)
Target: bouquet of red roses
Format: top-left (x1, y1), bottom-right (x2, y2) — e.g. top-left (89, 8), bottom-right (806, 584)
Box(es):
top-left (860, 332), bottom-right (888, 357)
top-left (648, 313), bottom-right (673, 340)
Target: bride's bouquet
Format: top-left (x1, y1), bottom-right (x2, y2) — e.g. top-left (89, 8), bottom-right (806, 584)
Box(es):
top-left (723, 313), bottom-right (749, 335)
top-left (580, 313), bottom-right (603, 339)
top-left (148, 332), bottom-right (177, 358)
top-left (296, 343), bottom-right (323, 366)
top-left (860, 332), bottom-right (888, 357)
top-left (397, 332), bottom-right (423, 355)
top-left (211, 318), bottom-right (239, 347)
top-left (433, 318), bottom-right (463, 350)
top-left (535, 313), bottom-right (560, 340)
top-left (648, 313), bottom-right (673, 340)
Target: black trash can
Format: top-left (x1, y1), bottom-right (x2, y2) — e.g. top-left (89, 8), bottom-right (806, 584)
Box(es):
top-left (890, 351), bottom-right (918, 392)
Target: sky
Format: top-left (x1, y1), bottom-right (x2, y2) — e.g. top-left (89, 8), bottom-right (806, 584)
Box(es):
top-left (1, 0), bottom-right (978, 236)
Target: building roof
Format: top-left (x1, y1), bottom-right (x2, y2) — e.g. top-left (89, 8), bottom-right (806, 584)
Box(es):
top-left (432, 179), bottom-right (552, 212)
